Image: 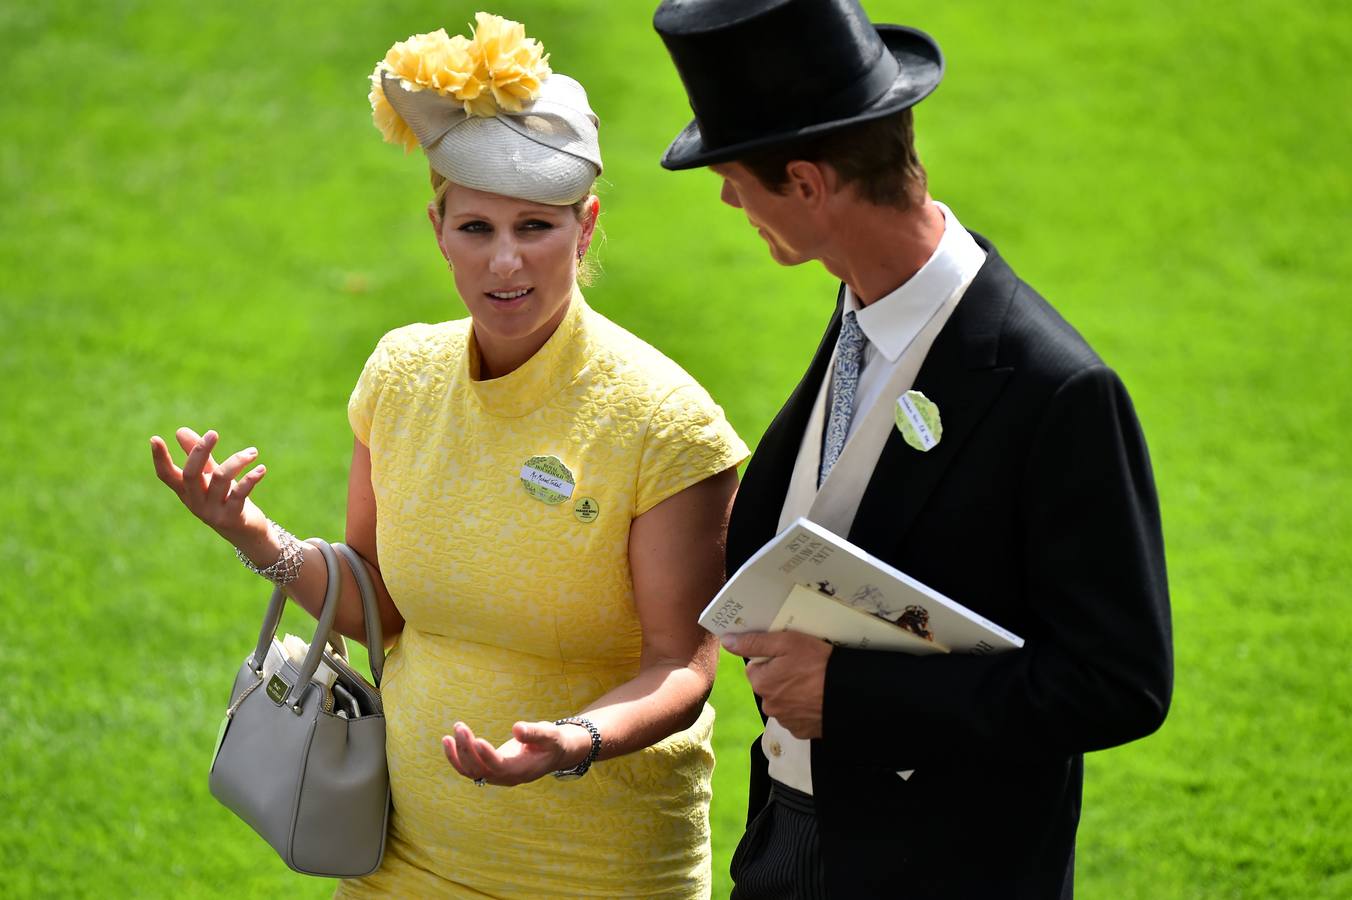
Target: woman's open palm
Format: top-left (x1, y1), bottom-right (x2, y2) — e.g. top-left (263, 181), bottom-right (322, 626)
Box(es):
top-left (150, 427), bottom-right (269, 543)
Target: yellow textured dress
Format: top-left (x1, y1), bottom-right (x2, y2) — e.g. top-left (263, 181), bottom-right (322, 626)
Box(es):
top-left (336, 292), bottom-right (748, 898)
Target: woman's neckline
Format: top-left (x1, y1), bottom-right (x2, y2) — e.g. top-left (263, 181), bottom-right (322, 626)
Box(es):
top-left (463, 288), bottom-right (591, 418)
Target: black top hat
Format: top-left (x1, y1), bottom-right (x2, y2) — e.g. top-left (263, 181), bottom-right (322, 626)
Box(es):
top-left (654, 0), bottom-right (943, 170)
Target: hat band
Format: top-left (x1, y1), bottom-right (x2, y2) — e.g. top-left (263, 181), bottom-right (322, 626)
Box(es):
top-left (699, 45), bottom-right (900, 150)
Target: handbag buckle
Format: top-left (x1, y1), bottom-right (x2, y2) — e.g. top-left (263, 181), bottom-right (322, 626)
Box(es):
top-left (264, 668), bottom-right (310, 715)
top-left (266, 674), bottom-right (290, 705)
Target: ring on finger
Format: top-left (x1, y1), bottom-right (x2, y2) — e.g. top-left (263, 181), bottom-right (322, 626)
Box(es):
top-left (474, 777), bottom-right (487, 787)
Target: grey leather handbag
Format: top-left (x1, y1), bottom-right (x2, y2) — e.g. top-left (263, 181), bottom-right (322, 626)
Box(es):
top-left (209, 539), bottom-right (390, 877)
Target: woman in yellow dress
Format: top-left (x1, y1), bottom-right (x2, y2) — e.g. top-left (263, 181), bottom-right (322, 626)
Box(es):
top-left (150, 13), bottom-right (747, 898)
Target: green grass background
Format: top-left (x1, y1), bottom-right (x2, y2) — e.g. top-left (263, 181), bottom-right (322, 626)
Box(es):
top-left (2, 0), bottom-right (1349, 896)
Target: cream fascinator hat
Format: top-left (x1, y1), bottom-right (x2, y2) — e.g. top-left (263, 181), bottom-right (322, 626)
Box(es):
top-left (369, 12), bottom-right (602, 206)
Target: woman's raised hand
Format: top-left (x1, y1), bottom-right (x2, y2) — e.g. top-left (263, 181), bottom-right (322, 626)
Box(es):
top-left (150, 427), bottom-right (269, 545)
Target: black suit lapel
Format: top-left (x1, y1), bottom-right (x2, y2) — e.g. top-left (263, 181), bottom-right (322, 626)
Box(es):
top-left (726, 288), bottom-right (844, 574)
top-left (848, 238), bottom-right (1018, 554)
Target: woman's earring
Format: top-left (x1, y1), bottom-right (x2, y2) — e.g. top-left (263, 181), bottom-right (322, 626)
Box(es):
top-left (576, 247), bottom-right (585, 262)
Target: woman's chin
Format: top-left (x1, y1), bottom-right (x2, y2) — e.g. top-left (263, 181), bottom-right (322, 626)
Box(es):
top-left (474, 313), bottom-right (549, 349)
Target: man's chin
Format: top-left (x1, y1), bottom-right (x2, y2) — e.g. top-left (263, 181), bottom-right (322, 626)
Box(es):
top-left (766, 245), bottom-right (808, 267)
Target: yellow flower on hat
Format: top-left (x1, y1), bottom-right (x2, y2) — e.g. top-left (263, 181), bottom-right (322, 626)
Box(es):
top-left (384, 29), bottom-right (454, 89)
top-left (386, 29), bottom-right (490, 103)
top-left (368, 68), bottom-right (419, 152)
top-left (369, 12), bottom-right (552, 147)
top-left (469, 12), bottom-right (551, 115)
top-left (369, 28), bottom-right (468, 152)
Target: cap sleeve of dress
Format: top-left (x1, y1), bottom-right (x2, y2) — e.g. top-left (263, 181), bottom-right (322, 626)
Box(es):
top-left (635, 383), bottom-right (749, 517)
top-left (348, 331), bottom-right (400, 446)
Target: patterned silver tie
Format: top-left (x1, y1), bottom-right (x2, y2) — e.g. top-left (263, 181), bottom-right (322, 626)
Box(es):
top-left (819, 310), bottom-right (867, 485)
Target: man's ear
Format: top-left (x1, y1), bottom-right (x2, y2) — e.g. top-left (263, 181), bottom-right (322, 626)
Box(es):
top-left (784, 160), bottom-right (833, 209)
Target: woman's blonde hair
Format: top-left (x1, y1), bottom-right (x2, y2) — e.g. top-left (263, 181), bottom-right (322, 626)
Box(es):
top-left (430, 169), bottom-right (601, 285)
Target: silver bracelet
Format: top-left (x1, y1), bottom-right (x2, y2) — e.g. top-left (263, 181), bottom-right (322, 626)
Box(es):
top-left (235, 520), bottom-right (306, 586)
top-left (551, 716), bottom-right (602, 780)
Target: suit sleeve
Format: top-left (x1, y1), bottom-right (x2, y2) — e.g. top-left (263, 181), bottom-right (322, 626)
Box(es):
top-left (820, 364), bottom-right (1173, 766)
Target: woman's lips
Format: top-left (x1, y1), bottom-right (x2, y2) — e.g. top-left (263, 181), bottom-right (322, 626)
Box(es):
top-left (485, 287), bottom-right (533, 308)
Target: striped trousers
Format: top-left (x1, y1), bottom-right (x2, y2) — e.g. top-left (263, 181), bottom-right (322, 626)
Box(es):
top-left (729, 781), bottom-right (829, 900)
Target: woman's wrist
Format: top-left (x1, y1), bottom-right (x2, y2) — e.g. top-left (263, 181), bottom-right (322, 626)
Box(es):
top-left (229, 516), bottom-right (277, 563)
top-left (234, 519), bottom-right (306, 585)
top-left (559, 722), bottom-right (591, 766)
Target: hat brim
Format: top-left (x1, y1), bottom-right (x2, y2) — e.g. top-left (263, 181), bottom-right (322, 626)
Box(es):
top-left (660, 25), bottom-right (944, 171)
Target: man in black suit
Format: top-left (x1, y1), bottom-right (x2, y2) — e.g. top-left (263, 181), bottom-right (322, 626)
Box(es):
top-left (654, 1), bottom-right (1173, 897)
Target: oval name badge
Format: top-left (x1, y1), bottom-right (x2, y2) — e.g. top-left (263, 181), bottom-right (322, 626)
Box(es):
top-left (520, 455), bottom-right (575, 505)
top-left (894, 390), bottom-right (942, 452)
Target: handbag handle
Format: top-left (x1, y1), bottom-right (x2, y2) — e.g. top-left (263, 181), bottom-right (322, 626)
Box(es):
top-left (333, 541), bottom-right (384, 686)
top-left (247, 539), bottom-right (386, 711)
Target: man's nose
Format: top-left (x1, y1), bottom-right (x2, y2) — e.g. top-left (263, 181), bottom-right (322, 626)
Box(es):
top-left (489, 236), bottom-right (523, 278)
top-left (720, 180), bottom-right (742, 209)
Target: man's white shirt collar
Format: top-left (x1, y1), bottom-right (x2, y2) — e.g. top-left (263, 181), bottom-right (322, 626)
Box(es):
top-left (843, 202), bottom-right (986, 363)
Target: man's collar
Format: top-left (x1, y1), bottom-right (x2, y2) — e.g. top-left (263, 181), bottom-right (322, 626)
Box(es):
top-left (843, 202), bottom-right (986, 363)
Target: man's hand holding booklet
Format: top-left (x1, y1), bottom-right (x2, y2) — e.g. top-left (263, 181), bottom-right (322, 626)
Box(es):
top-left (700, 517), bottom-right (1023, 655)
top-left (703, 518), bottom-right (1024, 778)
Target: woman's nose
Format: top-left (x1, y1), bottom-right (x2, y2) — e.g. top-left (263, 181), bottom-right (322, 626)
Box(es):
top-left (489, 237), bottom-right (523, 278)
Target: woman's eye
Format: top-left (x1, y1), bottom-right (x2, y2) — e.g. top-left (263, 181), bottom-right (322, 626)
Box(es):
top-left (520, 220), bottom-right (553, 232)
top-left (458, 221), bottom-right (491, 234)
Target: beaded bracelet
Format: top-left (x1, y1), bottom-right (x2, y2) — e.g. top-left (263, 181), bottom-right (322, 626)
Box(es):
top-left (235, 520), bottom-right (306, 586)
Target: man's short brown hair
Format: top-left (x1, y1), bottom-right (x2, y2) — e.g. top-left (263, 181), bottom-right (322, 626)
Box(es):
top-left (739, 108), bottom-right (927, 209)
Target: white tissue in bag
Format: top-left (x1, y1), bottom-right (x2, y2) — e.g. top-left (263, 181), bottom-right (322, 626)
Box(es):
top-left (259, 634), bottom-right (339, 690)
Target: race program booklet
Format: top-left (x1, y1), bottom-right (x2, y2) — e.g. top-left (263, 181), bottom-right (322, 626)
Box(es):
top-left (702, 517), bottom-right (1023, 653)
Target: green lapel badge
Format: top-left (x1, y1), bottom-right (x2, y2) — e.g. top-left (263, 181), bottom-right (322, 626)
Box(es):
top-left (521, 455), bottom-right (576, 505)
top-left (895, 390), bottom-right (942, 452)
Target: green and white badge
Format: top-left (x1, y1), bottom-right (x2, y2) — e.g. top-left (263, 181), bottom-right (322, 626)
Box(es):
top-left (895, 390), bottom-right (942, 452)
top-left (520, 455), bottom-right (576, 505)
